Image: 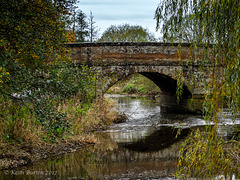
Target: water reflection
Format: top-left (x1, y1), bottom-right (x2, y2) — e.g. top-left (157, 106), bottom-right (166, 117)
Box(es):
top-left (1, 95), bottom-right (240, 180)
top-left (119, 126), bottom-right (190, 152)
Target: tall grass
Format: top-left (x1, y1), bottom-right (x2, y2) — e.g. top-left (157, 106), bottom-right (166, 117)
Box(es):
top-left (0, 96), bottom-right (42, 144)
top-left (58, 97), bottom-right (117, 135)
top-left (0, 94), bottom-right (118, 146)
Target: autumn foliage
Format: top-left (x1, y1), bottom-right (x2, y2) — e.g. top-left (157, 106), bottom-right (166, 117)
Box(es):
top-left (0, 0), bottom-right (103, 144)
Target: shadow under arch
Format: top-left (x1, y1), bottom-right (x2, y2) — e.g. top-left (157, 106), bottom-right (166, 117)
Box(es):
top-left (139, 72), bottom-right (192, 98)
top-left (105, 71), bottom-right (198, 113)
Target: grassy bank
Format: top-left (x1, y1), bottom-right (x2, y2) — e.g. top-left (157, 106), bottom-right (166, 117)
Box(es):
top-left (108, 73), bottom-right (160, 95)
top-left (0, 96), bottom-right (122, 169)
top-left (0, 64), bottom-right (126, 169)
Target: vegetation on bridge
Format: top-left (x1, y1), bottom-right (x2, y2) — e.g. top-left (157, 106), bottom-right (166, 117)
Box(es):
top-left (155, 0), bottom-right (240, 178)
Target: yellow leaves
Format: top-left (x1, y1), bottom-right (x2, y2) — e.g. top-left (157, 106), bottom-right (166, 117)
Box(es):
top-left (177, 126), bottom-right (233, 178)
top-left (0, 0), bottom-right (75, 72)
top-left (31, 53), bottom-right (39, 59)
top-left (0, 67), bottom-right (10, 87)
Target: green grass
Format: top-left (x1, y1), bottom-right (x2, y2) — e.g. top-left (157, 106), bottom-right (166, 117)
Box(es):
top-left (108, 73), bottom-right (160, 94)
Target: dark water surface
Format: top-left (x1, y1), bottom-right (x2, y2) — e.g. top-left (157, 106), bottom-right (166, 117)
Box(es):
top-left (1, 95), bottom-right (239, 180)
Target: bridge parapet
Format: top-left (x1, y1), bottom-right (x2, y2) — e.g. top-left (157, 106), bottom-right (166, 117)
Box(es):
top-left (66, 42), bottom-right (212, 66)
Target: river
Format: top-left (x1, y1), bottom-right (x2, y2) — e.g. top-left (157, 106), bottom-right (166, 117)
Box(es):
top-left (0, 95), bottom-right (239, 179)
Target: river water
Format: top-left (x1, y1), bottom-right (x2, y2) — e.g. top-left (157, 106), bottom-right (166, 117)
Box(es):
top-left (0, 95), bottom-right (239, 180)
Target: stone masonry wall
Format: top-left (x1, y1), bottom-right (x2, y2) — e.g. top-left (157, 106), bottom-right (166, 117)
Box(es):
top-left (65, 42), bottom-right (218, 98)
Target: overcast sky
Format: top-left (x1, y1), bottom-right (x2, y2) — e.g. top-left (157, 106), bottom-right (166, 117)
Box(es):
top-left (77, 0), bottom-right (161, 38)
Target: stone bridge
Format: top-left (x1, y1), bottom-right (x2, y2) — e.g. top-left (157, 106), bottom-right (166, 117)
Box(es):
top-left (66, 42), bottom-right (216, 112)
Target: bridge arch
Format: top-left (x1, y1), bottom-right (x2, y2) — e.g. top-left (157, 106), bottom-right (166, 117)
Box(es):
top-left (139, 72), bottom-right (192, 98)
top-left (100, 65), bottom-right (192, 99)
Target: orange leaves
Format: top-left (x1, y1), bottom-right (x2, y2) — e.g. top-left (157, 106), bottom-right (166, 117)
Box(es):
top-left (65, 30), bottom-right (76, 43)
top-left (0, 0), bottom-right (74, 69)
top-left (31, 53), bottom-right (39, 60)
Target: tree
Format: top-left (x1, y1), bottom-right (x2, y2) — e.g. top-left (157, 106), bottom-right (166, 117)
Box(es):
top-left (64, 7), bottom-right (89, 42)
top-left (0, 0), bottom-right (97, 142)
top-left (0, 0), bottom-right (73, 70)
top-left (0, 0), bottom-right (76, 93)
top-left (64, 9), bottom-right (99, 42)
top-left (64, 1), bottom-right (78, 32)
top-left (87, 11), bottom-right (99, 42)
top-left (161, 14), bottom-right (206, 43)
top-left (98, 24), bottom-right (157, 42)
top-left (0, 0), bottom-right (75, 140)
top-left (155, 0), bottom-right (240, 177)
top-left (74, 10), bottom-right (89, 42)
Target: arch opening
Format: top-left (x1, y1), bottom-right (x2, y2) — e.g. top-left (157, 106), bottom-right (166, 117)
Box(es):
top-left (105, 72), bottom-right (197, 113)
top-left (106, 72), bottom-right (192, 99)
top-left (139, 72), bottom-right (192, 98)
top-left (107, 73), bottom-right (161, 95)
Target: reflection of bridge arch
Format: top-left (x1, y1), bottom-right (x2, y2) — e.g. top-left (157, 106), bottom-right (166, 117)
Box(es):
top-left (118, 127), bottom-right (190, 152)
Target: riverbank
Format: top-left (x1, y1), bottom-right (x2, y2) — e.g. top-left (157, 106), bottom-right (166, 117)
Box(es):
top-left (107, 73), bottom-right (161, 95)
top-left (0, 135), bottom-right (95, 169)
top-left (0, 116), bottom-right (127, 170)
top-left (0, 97), bottom-right (127, 170)
top-left (0, 93), bottom-right (155, 170)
